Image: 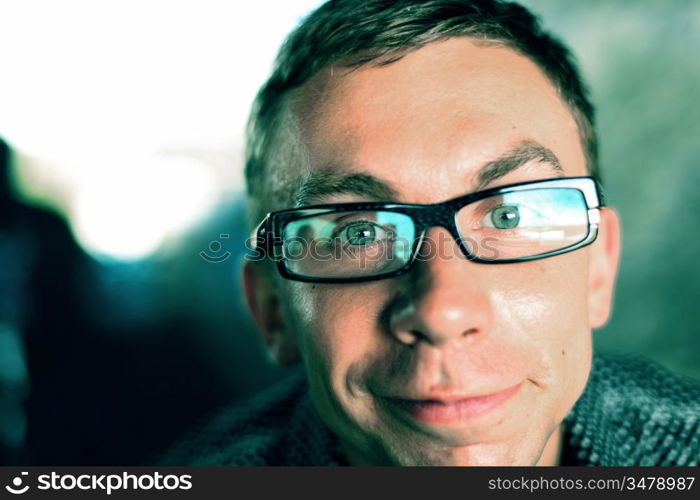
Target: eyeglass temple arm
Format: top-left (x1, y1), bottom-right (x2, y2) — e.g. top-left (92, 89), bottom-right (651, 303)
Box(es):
top-left (594, 179), bottom-right (606, 207)
top-left (251, 214), bottom-right (272, 257)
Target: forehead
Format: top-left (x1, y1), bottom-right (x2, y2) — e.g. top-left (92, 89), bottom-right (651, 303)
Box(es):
top-left (292, 37), bottom-right (586, 204)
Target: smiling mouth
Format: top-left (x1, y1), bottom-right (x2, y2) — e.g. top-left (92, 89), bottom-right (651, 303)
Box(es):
top-left (382, 383), bottom-right (522, 427)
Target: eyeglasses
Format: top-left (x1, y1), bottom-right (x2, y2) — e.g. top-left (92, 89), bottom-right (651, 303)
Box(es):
top-left (251, 176), bottom-right (604, 283)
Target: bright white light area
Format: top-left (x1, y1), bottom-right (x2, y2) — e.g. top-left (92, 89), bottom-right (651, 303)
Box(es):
top-left (71, 155), bottom-right (218, 260)
top-left (0, 0), bottom-right (322, 260)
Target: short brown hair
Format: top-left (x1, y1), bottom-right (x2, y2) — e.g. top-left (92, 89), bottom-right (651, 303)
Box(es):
top-left (245, 0), bottom-right (598, 227)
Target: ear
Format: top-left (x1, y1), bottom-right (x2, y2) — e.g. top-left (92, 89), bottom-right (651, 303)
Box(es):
top-left (243, 261), bottom-right (300, 365)
top-left (588, 207), bottom-right (621, 329)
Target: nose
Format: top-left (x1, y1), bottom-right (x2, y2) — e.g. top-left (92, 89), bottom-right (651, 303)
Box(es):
top-left (387, 227), bottom-right (494, 347)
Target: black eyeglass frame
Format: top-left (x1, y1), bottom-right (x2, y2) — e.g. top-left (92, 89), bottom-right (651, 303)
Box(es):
top-left (252, 176), bottom-right (605, 283)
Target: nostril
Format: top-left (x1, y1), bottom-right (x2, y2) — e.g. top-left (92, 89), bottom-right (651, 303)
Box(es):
top-left (462, 328), bottom-right (478, 337)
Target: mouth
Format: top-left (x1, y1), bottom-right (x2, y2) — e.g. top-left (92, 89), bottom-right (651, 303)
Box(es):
top-left (380, 382), bottom-right (523, 427)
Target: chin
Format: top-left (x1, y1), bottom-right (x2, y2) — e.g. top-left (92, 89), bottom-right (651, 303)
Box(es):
top-left (358, 421), bottom-right (544, 466)
top-left (381, 441), bottom-right (539, 466)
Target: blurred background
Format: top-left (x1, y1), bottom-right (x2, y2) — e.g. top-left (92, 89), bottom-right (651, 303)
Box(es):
top-left (0, 0), bottom-right (698, 465)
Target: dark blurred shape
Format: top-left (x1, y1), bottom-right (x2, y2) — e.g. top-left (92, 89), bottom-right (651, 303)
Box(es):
top-left (1, 136), bottom-right (113, 464)
top-left (0, 137), bottom-right (32, 463)
top-left (1, 137), bottom-right (282, 465)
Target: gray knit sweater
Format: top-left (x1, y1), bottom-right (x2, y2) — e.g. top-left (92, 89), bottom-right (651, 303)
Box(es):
top-left (159, 353), bottom-right (700, 466)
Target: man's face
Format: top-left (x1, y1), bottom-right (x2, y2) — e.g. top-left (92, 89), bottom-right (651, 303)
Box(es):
top-left (247, 38), bottom-right (620, 465)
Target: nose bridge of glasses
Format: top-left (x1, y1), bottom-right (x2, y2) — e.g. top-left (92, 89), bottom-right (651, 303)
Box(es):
top-left (409, 219), bottom-right (469, 264)
top-left (408, 201), bottom-right (473, 260)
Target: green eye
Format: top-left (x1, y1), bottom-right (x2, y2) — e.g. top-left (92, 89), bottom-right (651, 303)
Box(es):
top-left (490, 205), bottom-right (520, 229)
top-left (340, 221), bottom-right (378, 245)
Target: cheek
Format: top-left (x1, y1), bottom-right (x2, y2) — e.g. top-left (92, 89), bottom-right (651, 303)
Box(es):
top-left (492, 253), bottom-right (592, 401)
top-left (286, 282), bottom-right (387, 385)
top-left (285, 282), bottom-right (392, 437)
top-left (494, 255), bottom-right (589, 336)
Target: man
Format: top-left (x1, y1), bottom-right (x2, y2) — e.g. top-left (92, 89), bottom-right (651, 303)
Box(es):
top-left (162, 0), bottom-right (700, 466)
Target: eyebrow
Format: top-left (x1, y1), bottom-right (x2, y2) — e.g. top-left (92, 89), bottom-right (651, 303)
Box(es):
top-left (473, 140), bottom-right (564, 191)
top-left (295, 139), bottom-right (563, 206)
top-left (295, 169), bottom-right (399, 206)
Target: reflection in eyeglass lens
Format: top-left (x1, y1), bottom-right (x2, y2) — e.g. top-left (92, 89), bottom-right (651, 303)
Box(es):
top-left (282, 211), bottom-right (415, 278)
top-left (456, 188), bottom-right (589, 260)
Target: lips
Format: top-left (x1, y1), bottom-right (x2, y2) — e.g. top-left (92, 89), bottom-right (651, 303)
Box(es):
top-left (382, 382), bottom-right (522, 426)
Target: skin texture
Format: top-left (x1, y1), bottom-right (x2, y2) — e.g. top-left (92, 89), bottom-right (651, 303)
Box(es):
top-left (244, 38), bottom-right (621, 466)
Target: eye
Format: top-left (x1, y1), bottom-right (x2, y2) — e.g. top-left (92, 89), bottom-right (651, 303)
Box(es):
top-left (483, 205), bottom-right (521, 229)
top-left (334, 220), bottom-right (388, 246)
